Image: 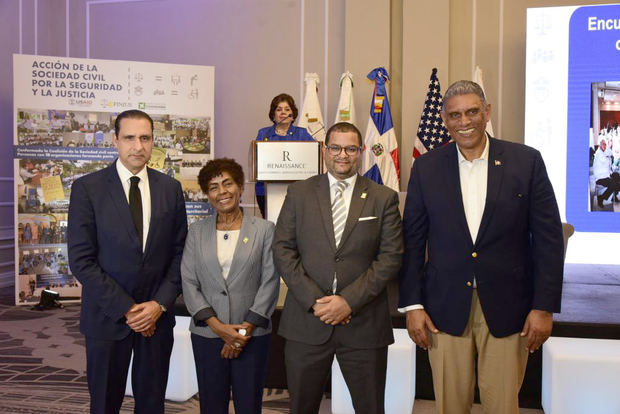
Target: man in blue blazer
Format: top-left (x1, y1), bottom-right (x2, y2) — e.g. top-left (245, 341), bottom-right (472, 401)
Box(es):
top-left (68, 110), bottom-right (187, 413)
top-left (399, 81), bottom-right (564, 414)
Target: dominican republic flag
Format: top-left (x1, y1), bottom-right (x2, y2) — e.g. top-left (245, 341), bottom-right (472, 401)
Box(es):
top-left (413, 68), bottom-right (451, 163)
top-left (361, 67), bottom-right (400, 192)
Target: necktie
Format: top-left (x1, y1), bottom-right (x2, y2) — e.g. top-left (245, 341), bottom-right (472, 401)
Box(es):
top-left (331, 180), bottom-right (348, 294)
top-left (129, 176), bottom-right (143, 245)
top-left (332, 180), bottom-right (348, 247)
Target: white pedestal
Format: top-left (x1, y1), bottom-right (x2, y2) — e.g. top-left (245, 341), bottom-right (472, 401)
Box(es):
top-left (331, 329), bottom-right (416, 414)
top-left (265, 182), bottom-right (289, 223)
top-left (125, 316), bottom-right (198, 402)
top-left (542, 336), bottom-right (620, 414)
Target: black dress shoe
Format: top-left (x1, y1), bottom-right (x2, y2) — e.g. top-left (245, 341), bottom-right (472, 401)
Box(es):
top-left (597, 195), bottom-right (605, 208)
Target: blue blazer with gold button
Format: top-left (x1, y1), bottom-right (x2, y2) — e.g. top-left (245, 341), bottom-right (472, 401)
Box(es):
top-left (399, 137), bottom-right (564, 337)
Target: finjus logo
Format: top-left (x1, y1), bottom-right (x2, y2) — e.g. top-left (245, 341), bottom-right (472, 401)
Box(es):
top-left (100, 100), bottom-right (133, 108)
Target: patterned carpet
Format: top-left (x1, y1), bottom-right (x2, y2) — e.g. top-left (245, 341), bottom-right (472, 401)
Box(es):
top-left (0, 292), bottom-right (290, 413)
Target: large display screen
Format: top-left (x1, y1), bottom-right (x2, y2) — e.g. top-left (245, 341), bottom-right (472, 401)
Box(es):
top-left (526, 4), bottom-right (620, 265)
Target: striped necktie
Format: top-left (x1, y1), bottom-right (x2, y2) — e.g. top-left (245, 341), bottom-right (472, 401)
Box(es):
top-left (332, 180), bottom-right (348, 247)
top-left (331, 180), bottom-right (348, 294)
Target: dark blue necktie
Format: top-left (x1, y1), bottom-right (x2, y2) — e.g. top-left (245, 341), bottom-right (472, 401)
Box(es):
top-left (129, 176), bottom-right (143, 244)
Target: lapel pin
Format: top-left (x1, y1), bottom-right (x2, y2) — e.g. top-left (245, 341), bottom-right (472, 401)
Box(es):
top-left (361, 192), bottom-right (367, 199)
top-left (494, 160), bottom-right (502, 166)
top-left (243, 237), bottom-right (249, 244)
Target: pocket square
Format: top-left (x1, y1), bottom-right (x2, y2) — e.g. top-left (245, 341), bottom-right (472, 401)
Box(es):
top-left (358, 216), bottom-right (377, 221)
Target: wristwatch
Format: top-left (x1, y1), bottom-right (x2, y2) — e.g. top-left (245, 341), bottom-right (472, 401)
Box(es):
top-left (158, 302), bottom-right (167, 313)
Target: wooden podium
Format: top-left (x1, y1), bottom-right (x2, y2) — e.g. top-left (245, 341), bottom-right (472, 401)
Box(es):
top-left (252, 140), bottom-right (322, 222)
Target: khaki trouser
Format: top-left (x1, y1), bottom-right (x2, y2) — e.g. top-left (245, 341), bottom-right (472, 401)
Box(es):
top-left (428, 291), bottom-right (529, 414)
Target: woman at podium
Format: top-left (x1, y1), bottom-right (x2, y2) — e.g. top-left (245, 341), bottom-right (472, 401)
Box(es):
top-left (255, 93), bottom-right (314, 217)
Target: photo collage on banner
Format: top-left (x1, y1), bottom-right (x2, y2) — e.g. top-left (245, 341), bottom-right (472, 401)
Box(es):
top-left (13, 54), bottom-right (215, 305)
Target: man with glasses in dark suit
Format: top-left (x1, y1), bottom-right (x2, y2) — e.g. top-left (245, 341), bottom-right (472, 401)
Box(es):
top-left (274, 122), bottom-right (403, 414)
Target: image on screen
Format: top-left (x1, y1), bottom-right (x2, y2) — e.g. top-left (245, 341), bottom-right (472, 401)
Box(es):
top-left (590, 81), bottom-right (620, 212)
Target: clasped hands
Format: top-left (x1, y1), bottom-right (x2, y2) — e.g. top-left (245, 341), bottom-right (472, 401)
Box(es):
top-left (207, 317), bottom-right (255, 359)
top-left (125, 301), bottom-right (163, 338)
top-left (312, 295), bottom-right (352, 326)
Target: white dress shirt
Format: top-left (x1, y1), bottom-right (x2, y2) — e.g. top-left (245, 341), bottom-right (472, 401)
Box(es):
top-left (399, 137), bottom-right (489, 312)
top-left (593, 146), bottom-right (613, 180)
top-left (216, 229), bottom-right (240, 280)
top-left (116, 160), bottom-right (151, 251)
top-left (458, 137), bottom-right (489, 244)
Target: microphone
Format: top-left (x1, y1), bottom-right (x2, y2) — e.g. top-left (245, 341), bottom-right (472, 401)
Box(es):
top-left (275, 114), bottom-right (294, 125)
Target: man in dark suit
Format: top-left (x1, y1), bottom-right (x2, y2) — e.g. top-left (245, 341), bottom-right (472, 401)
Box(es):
top-left (273, 122), bottom-right (403, 414)
top-left (68, 109), bottom-right (187, 413)
top-left (399, 81), bottom-right (564, 414)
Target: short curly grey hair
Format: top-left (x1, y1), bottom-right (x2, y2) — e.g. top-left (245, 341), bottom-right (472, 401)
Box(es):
top-left (442, 80), bottom-right (486, 111)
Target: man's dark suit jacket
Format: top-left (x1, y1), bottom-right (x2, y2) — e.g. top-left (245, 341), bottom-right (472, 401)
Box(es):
top-left (68, 163), bottom-right (188, 340)
top-left (274, 174), bottom-right (403, 348)
top-left (399, 137), bottom-right (564, 338)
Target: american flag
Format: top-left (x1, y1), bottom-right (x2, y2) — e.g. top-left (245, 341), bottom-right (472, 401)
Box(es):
top-left (413, 68), bottom-right (451, 162)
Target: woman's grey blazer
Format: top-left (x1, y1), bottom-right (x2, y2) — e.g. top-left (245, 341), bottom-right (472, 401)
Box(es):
top-left (181, 214), bottom-right (279, 338)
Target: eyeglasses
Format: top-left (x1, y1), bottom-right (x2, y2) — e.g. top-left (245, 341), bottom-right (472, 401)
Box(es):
top-left (326, 144), bottom-right (361, 156)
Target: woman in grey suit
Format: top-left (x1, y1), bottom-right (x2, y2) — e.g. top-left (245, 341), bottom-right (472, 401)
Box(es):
top-left (181, 158), bottom-right (279, 414)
